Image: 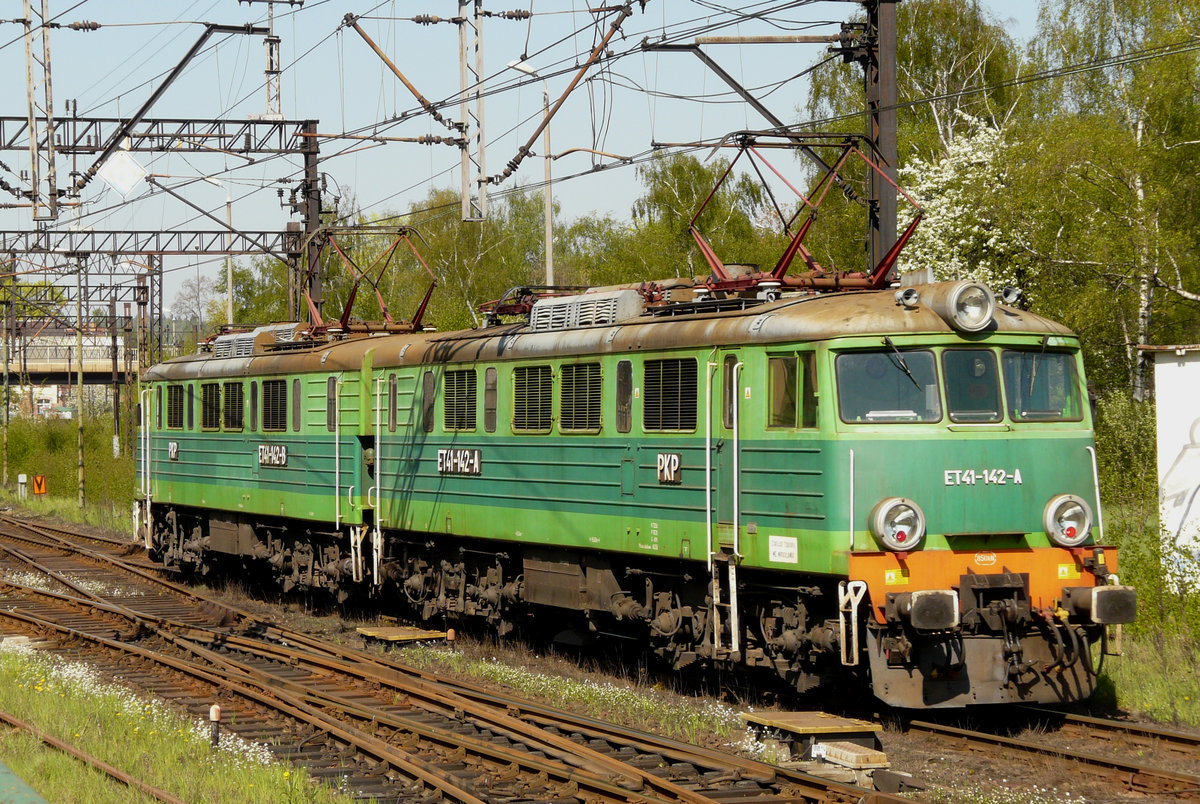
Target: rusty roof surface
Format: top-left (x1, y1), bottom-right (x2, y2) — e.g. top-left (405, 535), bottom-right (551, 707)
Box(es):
top-left (145, 285), bottom-right (1075, 381)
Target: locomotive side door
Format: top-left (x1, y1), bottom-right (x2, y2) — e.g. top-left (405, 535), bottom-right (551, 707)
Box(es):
top-left (708, 348), bottom-right (745, 658)
top-left (714, 350), bottom-right (745, 550)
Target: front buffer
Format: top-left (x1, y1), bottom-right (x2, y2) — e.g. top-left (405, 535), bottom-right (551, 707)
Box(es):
top-left (848, 547), bottom-right (1136, 707)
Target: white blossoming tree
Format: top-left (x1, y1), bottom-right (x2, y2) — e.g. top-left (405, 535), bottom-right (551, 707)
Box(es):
top-left (897, 118), bottom-right (1028, 290)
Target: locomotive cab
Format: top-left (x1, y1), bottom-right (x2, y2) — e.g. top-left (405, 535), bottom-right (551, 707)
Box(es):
top-left (830, 282), bottom-right (1136, 706)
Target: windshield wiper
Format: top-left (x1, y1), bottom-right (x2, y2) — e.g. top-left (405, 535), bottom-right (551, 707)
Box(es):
top-left (1028, 334), bottom-right (1049, 398)
top-left (884, 336), bottom-right (922, 390)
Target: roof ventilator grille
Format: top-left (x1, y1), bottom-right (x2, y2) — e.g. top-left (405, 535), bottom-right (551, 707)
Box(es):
top-left (213, 332), bottom-right (255, 358)
top-left (529, 289), bottom-right (644, 332)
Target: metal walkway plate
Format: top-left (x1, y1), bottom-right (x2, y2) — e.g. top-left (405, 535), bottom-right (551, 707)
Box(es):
top-left (355, 625), bottom-right (447, 643)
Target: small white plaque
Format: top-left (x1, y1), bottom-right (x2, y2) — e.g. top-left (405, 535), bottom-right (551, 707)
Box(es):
top-left (769, 534), bottom-right (798, 564)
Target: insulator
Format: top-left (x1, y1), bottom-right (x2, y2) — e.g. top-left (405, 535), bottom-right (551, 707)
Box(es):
top-left (67, 20), bottom-right (100, 31)
top-left (412, 14), bottom-right (444, 25)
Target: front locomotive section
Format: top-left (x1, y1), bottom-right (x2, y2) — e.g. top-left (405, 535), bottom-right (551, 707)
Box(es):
top-left (136, 281), bottom-right (1135, 708)
top-left (830, 292), bottom-right (1136, 706)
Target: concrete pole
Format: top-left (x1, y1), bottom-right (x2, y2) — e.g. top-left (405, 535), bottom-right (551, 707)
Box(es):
top-left (542, 89), bottom-right (554, 286)
top-left (2, 287), bottom-right (9, 489)
top-left (225, 189), bottom-right (234, 325)
top-left (76, 260), bottom-right (85, 508)
top-left (110, 298), bottom-right (119, 459)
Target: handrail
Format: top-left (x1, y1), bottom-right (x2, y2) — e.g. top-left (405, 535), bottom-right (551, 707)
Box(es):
top-left (730, 357), bottom-right (743, 657)
top-left (1085, 446), bottom-right (1107, 541)
top-left (334, 375), bottom-right (342, 524)
top-left (704, 351), bottom-right (717, 571)
top-left (848, 449), bottom-right (856, 549)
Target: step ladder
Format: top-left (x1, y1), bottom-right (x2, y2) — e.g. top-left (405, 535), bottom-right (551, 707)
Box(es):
top-left (709, 549), bottom-right (741, 659)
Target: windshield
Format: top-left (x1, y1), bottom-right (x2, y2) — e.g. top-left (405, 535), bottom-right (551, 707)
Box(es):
top-left (1002, 350), bottom-right (1084, 421)
top-left (836, 350), bottom-right (941, 423)
top-left (943, 349), bottom-right (1002, 422)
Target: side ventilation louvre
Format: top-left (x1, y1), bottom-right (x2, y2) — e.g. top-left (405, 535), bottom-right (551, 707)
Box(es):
top-left (529, 289), bottom-right (643, 332)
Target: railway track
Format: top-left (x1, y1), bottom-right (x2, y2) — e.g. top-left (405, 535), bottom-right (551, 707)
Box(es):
top-left (0, 513), bottom-right (902, 804)
top-left (1019, 705), bottom-right (1200, 768)
top-left (905, 716), bottom-right (1200, 799)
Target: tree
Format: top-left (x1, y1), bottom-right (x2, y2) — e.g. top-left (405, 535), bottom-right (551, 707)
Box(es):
top-left (897, 117), bottom-right (1028, 288)
top-left (630, 152), bottom-right (783, 278)
top-left (806, 0), bottom-right (1022, 158)
top-left (800, 0), bottom-right (1025, 276)
top-left (1026, 0), bottom-right (1200, 397)
top-left (169, 273), bottom-right (218, 350)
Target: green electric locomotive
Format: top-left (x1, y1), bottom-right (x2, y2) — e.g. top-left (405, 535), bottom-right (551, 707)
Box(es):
top-left (137, 277), bottom-right (1135, 708)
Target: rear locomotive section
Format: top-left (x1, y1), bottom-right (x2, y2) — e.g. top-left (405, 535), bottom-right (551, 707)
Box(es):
top-left (136, 279), bottom-right (1135, 708)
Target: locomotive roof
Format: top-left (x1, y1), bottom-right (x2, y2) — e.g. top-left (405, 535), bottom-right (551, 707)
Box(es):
top-left (144, 283), bottom-right (1076, 381)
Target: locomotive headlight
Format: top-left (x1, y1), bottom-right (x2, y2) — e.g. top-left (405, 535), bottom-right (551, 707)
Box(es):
top-left (951, 282), bottom-right (995, 331)
top-left (930, 281), bottom-right (995, 332)
top-left (1043, 494), bottom-right (1093, 547)
top-left (870, 498), bottom-right (926, 551)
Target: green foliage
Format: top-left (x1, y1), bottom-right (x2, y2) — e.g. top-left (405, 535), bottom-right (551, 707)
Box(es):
top-left (1093, 392), bottom-right (1158, 512)
top-left (806, 0), bottom-right (1022, 157)
top-left (630, 153), bottom-right (786, 278)
top-left (1, 417), bottom-right (135, 517)
top-left (0, 276), bottom-right (70, 325)
top-left (1091, 390), bottom-right (1200, 722)
top-left (0, 643), bottom-right (354, 802)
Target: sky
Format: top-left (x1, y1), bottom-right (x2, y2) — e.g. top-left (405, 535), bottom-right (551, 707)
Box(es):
top-left (0, 0), bottom-right (1041, 305)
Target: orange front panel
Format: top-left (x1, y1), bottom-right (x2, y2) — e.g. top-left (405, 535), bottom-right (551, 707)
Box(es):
top-left (848, 546), bottom-right (1117, 623)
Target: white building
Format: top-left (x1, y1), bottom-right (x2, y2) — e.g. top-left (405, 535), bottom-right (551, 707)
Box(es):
top-left (1145, 344), bottom-right (1200, 568)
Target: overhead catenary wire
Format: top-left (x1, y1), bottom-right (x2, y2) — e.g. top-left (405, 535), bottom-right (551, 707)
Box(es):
top-left (19, 0), bottom-right (1200, 301)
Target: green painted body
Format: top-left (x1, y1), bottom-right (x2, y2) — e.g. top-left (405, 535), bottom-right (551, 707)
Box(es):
top-left (142, 330), bottom-right (1099, 577)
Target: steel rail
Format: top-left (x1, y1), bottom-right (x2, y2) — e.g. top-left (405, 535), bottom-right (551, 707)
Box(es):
top-left (1018, 705), bottom-right (1200, 754)
top-left (0, 549), bottom-right (720, 804)
top-left (907, 719), bottom-right (1200, 798)
top-left (0, 516), bottom-right (902, 803)
top-left (0, 580), bottom-right (697, 804)
top-left (0, 602), bottom-right (484, 804)
top-left (0, 709), bottom-right (186, 804)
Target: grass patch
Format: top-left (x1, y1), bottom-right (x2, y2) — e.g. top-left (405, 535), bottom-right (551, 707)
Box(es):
top-left (396, 642), bottom-right (789, 763)
top-left (0, 489), bottom-right (134, 536)
top-left (1097, 636), bottom-right (1199, 724)
top-left (0, 415), bottom-right (135, 533)
top-left (0, 639), bottom-right (358, 803)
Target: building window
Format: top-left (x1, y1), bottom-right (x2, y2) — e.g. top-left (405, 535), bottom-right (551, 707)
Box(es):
top-left (223, 382), bottom-right (244, 431)
top-left (484, 367), bottom-right (497, 433)
top-left (262, 379), bottom-right (287, 432)
top-left (616, 360), bottom-right (632, 433)
top-left (201, 383), bottom-right (221, 430)
top-left (326, 376), bottom-right (338, 432)
top-left (422, 371), bottom-right (435, 433)
top-left (388, 374), bottom-right (398, 433)
top-left (644, 358), bottom-right (697, 431)
top-left (166, 385), bottom-right (184, 430)
top-left (561, 363), bottom-right (601, 431)
top-left (444, 369), bottom-right (477, 431)
top-left (513, 365), bottom-right (552, 432)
